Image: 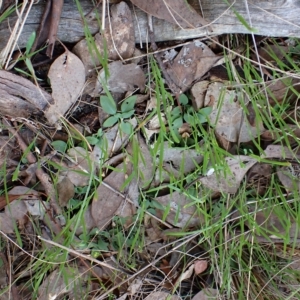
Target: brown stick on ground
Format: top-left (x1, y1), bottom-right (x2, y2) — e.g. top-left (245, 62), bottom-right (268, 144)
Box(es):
top-left (31, 0), bottom-right (64, 58)
top-left (31, 0), bottom-right (52, 54)
top-left (46, 0), bottom-right (64, 58)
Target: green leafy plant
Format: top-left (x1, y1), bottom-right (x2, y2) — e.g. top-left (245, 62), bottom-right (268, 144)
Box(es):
top-left (85, 128), bottom-right (104, 146)
top-left (14, 32), bottom-right (45, 84)
top-left (170, 93), bottom-right (212, 140)
top-left (101, 95), bottom-right (137, 134)
top-left (51, 140), bottom-right (68, 153)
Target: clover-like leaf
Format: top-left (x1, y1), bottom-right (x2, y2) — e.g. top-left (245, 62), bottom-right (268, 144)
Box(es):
top-left (171, 106), bottom-right (182, 120)
top-left (85, 136), bottom-right (100, 145)
top-left (121, 96), bottom-right (137, 112)
top-left (183, 112), bottom-right (195, 125)
top-left (51, 140), bottom-right (67, 153)
top-left (198, 107), bottom-right (212, 123)
top-left (179, 93), bottom-right (189, 105)
top-left (103, 115), bottom-right (118, 128)
top-left (199, 107), bottom-right (212, 116)
top-left (120, 121), bottom-right (132, 134)
top-left (172, 117), bottom-right (183, 129)
top-left (120, 109), bottom-right (135, 119)
top-left (100, 95), bottom-right (117, 115)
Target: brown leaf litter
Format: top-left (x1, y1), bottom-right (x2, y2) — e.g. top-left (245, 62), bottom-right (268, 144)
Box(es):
top-left (2, 1), bottom-right (300, 299)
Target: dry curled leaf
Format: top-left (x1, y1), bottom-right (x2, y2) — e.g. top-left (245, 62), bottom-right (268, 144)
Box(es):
top-left (44, 50), bottom-right (85, 124)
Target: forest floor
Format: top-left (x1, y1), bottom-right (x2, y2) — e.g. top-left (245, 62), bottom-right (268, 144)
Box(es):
top-left (1, 1), bottom-right (300, 299)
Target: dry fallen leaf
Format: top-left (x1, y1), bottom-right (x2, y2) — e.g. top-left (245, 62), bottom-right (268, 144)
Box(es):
top-left (262, 144), bottom-right (300, 160)
top-left (72, 205), bottom-right (96, 235)
top-left (176, 264), bottom-right (194, 283)
top-left (191, 288), bottom-right (218, 300)
top-left (246, 163), bottom-right (272, 195)
top-left (191, 81), bottom-right (210, 110)
top-left (153, 142), bottom-right (203, 185)
top-left (0, 213), bottom-right (17, 234)
top-left (200, 155), bottom-right (257, 194)
top-left (144, 291), bottom-right (181, 300)
top-left (170, 40), bottom-right (219, 92)
top-left (73, 1), bottom-right (135, 74)
top-left (199, 156), bottom-right (257, 194)
top-left (57, 175), bottom-right (75, 207)
top-left (44, 50), bottom-right (85, 124)
top-left (232, 205), bottom-right (300, 239)
top-left (94, 61), bottom-right (145, 94)
top-left (199, 145), bottom-right (300, 194)
top-left (130, 0), bottom-right (210, 30)
top-left (0, 186), bottom-right (46, 233)
top-left (261, 125), bottom-right (300, 144)
top-left (127, 279), bottom-right (143, 296)
top-left (277, 163), bottom-right (300, 192)
top-left (205, 82), bottom-right (265, 143)
top-left (155, 191), bottom-right (204, 228)
top-left (194, 260), bottom-right (208, 275)
top-left (255, 44), bottom-right (289, 63)
top-left (91, 163), bottom-right (136, 229)
top-left (264, 76), bottom-right (300, 105)
top-left (38, 267), bottom-right (91, 300)
top-left (66, 147), bottom-right (93, 187)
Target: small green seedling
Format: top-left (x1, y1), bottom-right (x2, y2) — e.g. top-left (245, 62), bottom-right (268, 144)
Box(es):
top-left (171, 93), bottom-right (213, 140)
top-left (14, 32), bottom-right (44, 84)
top-left (101, 95), bottom-right (137, 134)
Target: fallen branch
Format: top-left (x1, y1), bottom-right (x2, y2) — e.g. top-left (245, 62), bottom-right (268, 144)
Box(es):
top-left (0, 0), bottom-right (300, 51)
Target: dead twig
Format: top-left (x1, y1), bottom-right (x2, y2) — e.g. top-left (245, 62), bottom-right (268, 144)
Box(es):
top-left (31, 0), bottom-right (64, 58)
